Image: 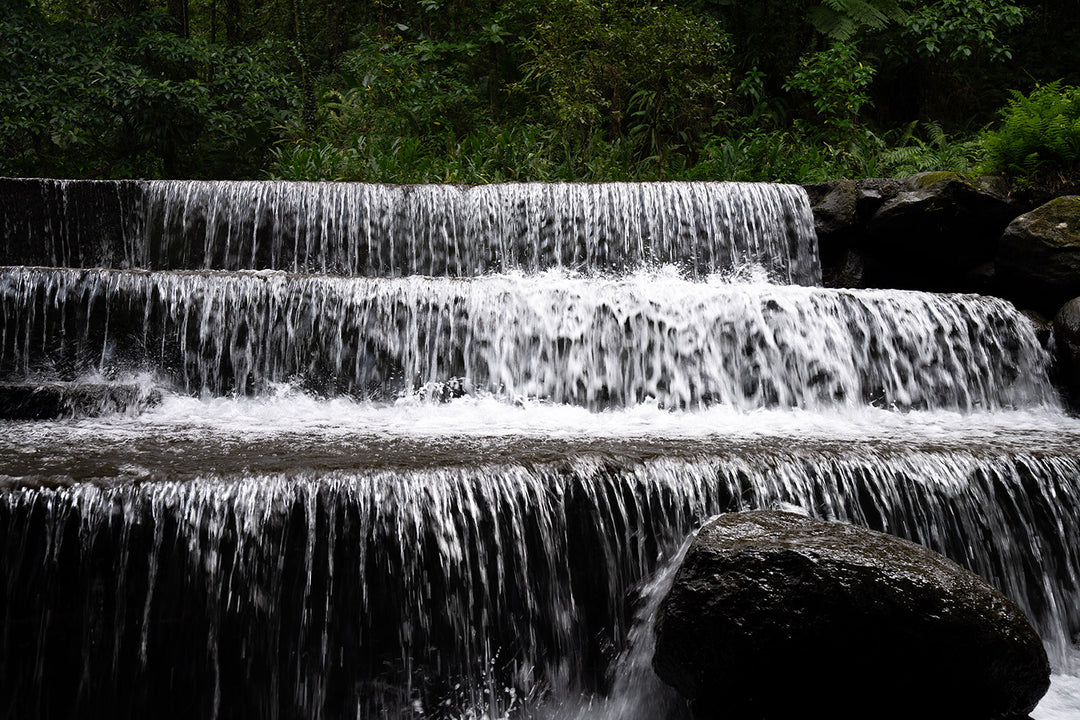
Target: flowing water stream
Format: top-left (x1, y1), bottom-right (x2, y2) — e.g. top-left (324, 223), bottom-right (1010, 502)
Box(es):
top-left (0, 179), bottom-right (1077, 719)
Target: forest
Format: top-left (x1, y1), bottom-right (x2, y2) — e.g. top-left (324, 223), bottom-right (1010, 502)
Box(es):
top-left (2, 0), bottom-right (1079, 185)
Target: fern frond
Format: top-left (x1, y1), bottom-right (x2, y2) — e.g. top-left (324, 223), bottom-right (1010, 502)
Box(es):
top-left (924, 121), bottom-right (946, 149)
top-left (808, 6), bottom-right (857, 41)
top-left (880, 146), bottom-right (922, 163)
top-left (810, 0), bottom-right (907, 40)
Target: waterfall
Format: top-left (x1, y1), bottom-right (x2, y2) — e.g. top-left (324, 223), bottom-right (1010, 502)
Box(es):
top-left (3, 443), bottom-right (1078, 718)
top-left (0, 179), bottom-right (1077, 720)
top-left (0, 268), bottom-right (1053, 410)
top-left (0, 179), bottom-right (820, 283)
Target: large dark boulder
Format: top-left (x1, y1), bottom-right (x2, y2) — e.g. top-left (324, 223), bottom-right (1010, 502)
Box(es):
top-left (652, 510), bottom-right (1050, 720)
top-left (997, 196), bottom-right (1080, 316)
top-left (860, 172), bottom-right (1016, 292)
top-left (803, 179), bottom-right (861, 287)
top-left (803, 175), bottom-right (1021, 292)
top-left (803, 179), bottom-right (858, 239)
top-left (804, 178), bottom-right (905, 287)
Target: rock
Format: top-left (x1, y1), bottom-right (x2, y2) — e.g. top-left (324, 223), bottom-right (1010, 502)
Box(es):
top-left (997, 196), bottom-right (1080, 316)
top-left (855, 177), bottom-right (906, 217)
top-left (974, 174), bottom-right (1013, 199)
top-left (804, 180), bottom-right (857, 239)
top-left (1053, 297), bottom-right (1080, 407)
top-left (652, 510), bottom-right (1050, 720)
top-left (1021, 309), bottom-right (1052, 349)
top-left (967, 260), bottom-right (998, 295)
top-left (860, 173), bottom-right (1017, 292)
top-left (0, 382), bottom-right (162, 419)
top-left (804, 179), bottom-right (904, 288)
top-left (804, 175), bottom-right (1025, 292)
top-left (804, 180), bottom-right (858, 286)
top-left (823, 248), bottom-right (865, 287)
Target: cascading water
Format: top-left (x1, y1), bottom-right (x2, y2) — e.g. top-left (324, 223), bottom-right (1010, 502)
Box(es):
top-left (0, 267), bottom-right (1052, 409)
top-left (0, 179), bottom-right (1078, 720)
top-left (0, 179), bottom-right (819, 282)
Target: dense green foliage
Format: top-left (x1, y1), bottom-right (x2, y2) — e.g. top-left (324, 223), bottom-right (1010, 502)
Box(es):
top-left (980, 82), bottom-right (1080, 183)
top-left (0, 6), bottom-right (298, 178)
top-left (783, 41), bottom-right (875, 141)
top-left (527, 1), bottom-right (731, 158)
top-left (3, 0), bottom-right (1078, 183)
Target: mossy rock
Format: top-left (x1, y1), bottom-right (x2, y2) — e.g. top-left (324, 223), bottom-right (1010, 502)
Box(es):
top-left (996, 196), bottom-right (1080, 314)
top-left (1016, 196), bottom-right (1080, 239)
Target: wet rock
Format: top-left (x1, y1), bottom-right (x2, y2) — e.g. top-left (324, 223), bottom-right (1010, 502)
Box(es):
top-left (997, 196), bottom-right (1080, 316)
top-left (652, 510), bottom-right (1050, 720)
top-left (823, 247), bottom-right (865, 287)
top-left (1021, 309), bottom-right (1052, 349)
top-left (805, 179), bottom-right (904, 288)
top-left (804, 175), bottom-right (1020, 291)
top-left (860, 173), bottom-right (1016, 292)
top-left (804, 180), bottom-right (859, 286)
top-left (804, 180), bottom-right (858, 239)
top-left (855, 177), bottom-right (906, 218)
top-left (1053, 297), bottom-right (1080, 408)
top-left (0, 382), bottom-right (162, 419)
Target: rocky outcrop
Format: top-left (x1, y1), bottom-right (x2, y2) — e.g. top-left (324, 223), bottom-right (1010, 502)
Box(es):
top-left (804, 178), bottom-right (906, 287)
top-left (807, 173), bottom-right (1019, 293)
top-left (997, 196), bottom-right (1080, 316)
top-left (867, 173), bottom-right (1014, 290)
top-left (806, 177), bottom-right (1080, 322)
top-left (652, 510), bottom-right (1050, 720)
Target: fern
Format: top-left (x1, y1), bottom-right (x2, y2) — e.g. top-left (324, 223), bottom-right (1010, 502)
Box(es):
top-left (879, 122), bottom-right (983, 176)
top-left (809, 0), bottom-right (907, 41)
top-left (980, 81), bottom-right (1080, 181)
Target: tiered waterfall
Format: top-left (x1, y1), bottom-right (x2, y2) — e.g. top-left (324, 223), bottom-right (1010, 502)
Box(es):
top-left (1, 178), bottom-right (1078, 720)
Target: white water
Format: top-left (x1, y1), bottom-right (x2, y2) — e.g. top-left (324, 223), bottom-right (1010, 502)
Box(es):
top-left (0, 266), bottom-right (1054, 410)
top-left (3, 398), bottom-right (1079, 718)
top-left (135, 181), bottom-right (820, 281)
top-left (5, 393), bottom-right (1080, 475)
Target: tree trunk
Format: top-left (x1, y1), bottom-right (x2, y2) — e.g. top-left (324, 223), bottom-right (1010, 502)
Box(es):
top-left (224, 0), bottom-right (241, 45)
top-left (167, 0), bottom-right (190, 38)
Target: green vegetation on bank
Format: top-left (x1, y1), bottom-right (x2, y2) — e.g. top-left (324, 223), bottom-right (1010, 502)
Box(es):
top-left (3, 0), bottom-right (1079, 185)
top-left (0, 7), bottom-right (298, 178)
top-left (981, 82), bottom-right (1080, 184)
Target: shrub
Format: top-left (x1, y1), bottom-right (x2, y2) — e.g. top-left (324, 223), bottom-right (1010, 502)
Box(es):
top-left (524, 0), bottom-right (733, 166)
top-left (0, 6), bottom-right (299, 179)
top-left (783, 41), bottom-right (875, 142)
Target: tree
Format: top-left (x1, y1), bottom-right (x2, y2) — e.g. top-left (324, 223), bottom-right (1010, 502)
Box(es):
top-left (525, 0), bottom-right (732, 167)
top-left (0, 5), bottom-right (300, 178)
